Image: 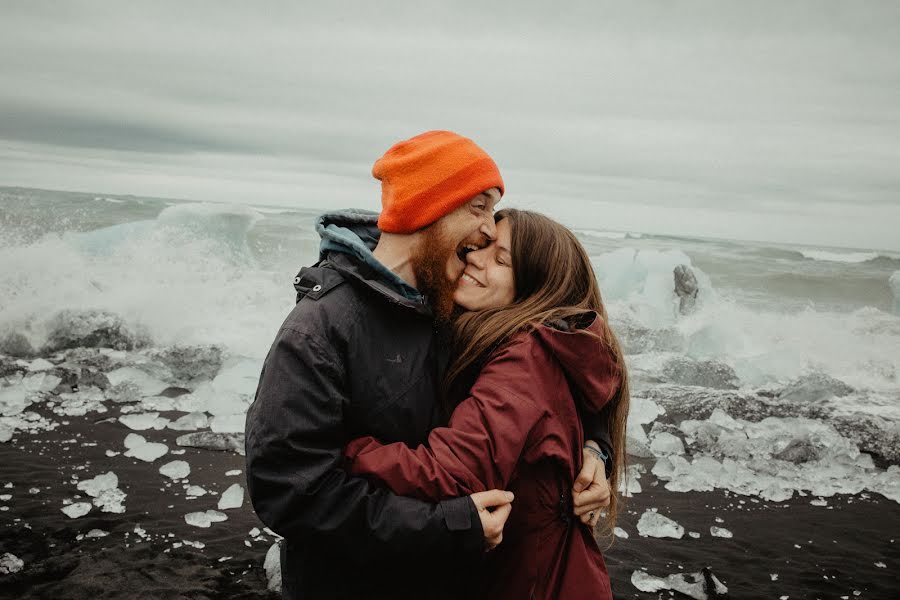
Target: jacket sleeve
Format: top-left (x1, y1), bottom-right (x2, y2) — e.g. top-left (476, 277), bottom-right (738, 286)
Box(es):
top-left (244, 325), bottom-right (483, 565)
top-left (344, 338), bottom-right (547, 501)
top-left (581, 408), bottom-right (615, 478)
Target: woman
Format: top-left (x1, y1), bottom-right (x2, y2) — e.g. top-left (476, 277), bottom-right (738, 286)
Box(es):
top-left (344, 209), bottom-right (630, 599)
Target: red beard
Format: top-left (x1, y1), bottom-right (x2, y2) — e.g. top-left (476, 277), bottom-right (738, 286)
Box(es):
top-left (411, 222), bottom-right (459, 324)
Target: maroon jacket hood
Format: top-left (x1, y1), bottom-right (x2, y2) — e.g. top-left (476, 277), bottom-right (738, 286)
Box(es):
top-left (532, 312), bottom-right (621, 414)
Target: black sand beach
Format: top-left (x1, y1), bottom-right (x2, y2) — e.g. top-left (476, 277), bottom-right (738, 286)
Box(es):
top-left (2, 402), bottom-right (897, 599)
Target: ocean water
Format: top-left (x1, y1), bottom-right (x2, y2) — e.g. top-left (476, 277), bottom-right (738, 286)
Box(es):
top-left (2, 185), bottom-right (899, 501)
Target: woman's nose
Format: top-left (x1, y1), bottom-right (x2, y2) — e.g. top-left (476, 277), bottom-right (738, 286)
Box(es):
top-left (466, 247), bottom-right (488, 269)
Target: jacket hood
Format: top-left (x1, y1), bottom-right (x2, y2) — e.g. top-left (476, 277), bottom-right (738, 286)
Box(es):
top-left (533, 312), bottom-right (622, 413)
top-left (314, 209), bottom-right (423, 304)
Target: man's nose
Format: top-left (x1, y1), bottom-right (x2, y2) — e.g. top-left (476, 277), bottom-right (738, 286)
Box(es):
top-left (480, 217), bottom-right (497, 241)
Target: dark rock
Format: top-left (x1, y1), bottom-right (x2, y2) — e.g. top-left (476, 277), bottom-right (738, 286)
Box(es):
top-left (0, 333), bottom-right (35, 357)
top-left (150, 345), bottom-right (223, 383)
top-left (674, 264), bottom-right (699, 315)
top-left (43, 310), bottom-right (150, 352)
top-left (660, 356), bottom-right (740, 390)
top-left (777, 373), bottom-right (854, 404)
top-left (832, 413), bottom-right (900, 467)
top-left (158, 386), bottom-right (192, 398)
top-left (773, 439), bottom-right (821, 463)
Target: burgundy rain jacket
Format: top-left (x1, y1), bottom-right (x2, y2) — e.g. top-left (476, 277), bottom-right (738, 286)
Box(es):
top-left (345, 313), bottom-right (621, 599)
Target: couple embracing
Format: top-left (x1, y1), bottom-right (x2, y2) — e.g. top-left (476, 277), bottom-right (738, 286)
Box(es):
top-left (245, 130), bottom-right (630, 599)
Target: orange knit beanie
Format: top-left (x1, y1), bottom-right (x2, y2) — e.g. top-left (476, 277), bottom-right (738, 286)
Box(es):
top-left (373, 130), bottom-right (504, 233)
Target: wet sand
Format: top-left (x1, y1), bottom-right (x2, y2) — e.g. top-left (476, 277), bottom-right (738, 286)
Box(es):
top-left (1, 408), bottom-right (898, 599)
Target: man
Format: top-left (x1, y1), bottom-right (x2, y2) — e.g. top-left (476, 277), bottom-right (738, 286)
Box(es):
top-left (245, 131), bottom-right (611, 599)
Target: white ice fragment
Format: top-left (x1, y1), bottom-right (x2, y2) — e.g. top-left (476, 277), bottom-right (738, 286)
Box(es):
top-left (209, 414), bottom-right (245, 433)
top-left (710, 526), bottom-right (733, 538)
top-left (76, 472), bottom-right (118, 497)
top-left (184, 509), bottom-right (228, 528)
top-left (119, 412), bottom-right (164, 431)
top-left (85, 529), bottom-right (109, 538)
top-left (249, 527), bottom-right (261, 537)
top-left (61, 502), bottom-right (93, 518)
top-left (23, 372), bottom-right (62, 393)
top-left (650, 432), bottom-right (685, 457)
top-left (26, 358), bottom-right (54, 372)
top-left (0, 552), bottom-right (24, 574)
top-left (124, 433), bottom-right (146, 449)
top-left (689, 531), bottom-right (701, 538)
top-left (105, 367), bottom-right (168, 396)
top-left (0, 425), bottom-right (12, 443)
top-left (0, 494), bottom-right (10, 501)
top-left (613, 527), bottom-right (629, 539)
top-left (185, 485), bottom-right (208, 497)
top-left (875, 561), bottom-right (886, 568)
top-left (159, 460), bottom-right (191, 480)
top-left (185, 511), bottom-right (213, 528)
top-left (810, 498), bottom-right (828, 506)
top-left (770, 573), bottom-right (779, 581)
top-left (124, 442), bottom-right (168, 462)
top-left (631, 570), bottom-right (665, 592)
top-left (265, 542), bottom-right (283, 593)
top-left (105, 450), bottom-right (120, 457)
top-left (637, 509), bottom-right (684, 539)
top-left (169, 412), bottom-right (209, 431)
top-left (225, 469), bottom-right (241, 476)
top-left (217, 483), bottom-right (245, 510)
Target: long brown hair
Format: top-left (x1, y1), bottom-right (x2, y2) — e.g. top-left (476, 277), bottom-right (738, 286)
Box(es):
top-left (446, 208), bottom-right (630, 536)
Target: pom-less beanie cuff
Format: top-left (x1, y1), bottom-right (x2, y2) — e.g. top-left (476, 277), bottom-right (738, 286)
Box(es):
top-left (373, 130), bottom-right (504, 234)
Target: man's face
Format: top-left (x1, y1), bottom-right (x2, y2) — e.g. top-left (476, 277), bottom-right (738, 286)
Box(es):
top-left (437, 187), bottom-right (502, 284)
top-left (410, 188), bottom-right (501, 321)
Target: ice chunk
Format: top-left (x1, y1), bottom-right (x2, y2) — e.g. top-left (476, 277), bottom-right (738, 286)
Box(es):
top-left (169, 412), bottom-right (209, 431)
top-left (631, 568), bottom-right (727, 599)
top-left (185, 511), bottom-right (213, 528)
top-left (249, 527), bottom-right (261, 537)
top-left (614, 527), bottom-right (629, 539)
top-left (159, 460), bottom-right (191, 480)
top-left (85, 529), bottom-right (109, 538)
top-left (710, 526), bottom-right (733, 538)
top-left (23, 372), bottom-right (62, 393)
top-left (225, 469), bottom-right (241, 476)
top-left (105, 367), bottom-right (168, 397)
top-left (189, 358), bottom-right (259, 416)
top-left (119, 412), bottom-right (168, 431)
top-left (630, 396), bottom-right (665, 425)
top-left (176, 431), bottom-right (244, 455)
top-left (75, 472), bottom-right (126, 514)
top-left (61, 502), bottom-right (93, 518)
top-left (184, 509), bottom-right (228, 528)
top-left (0, 552), bottom-right (24, 574)
top-left (637, 509), bottom-right (684, 539)
top-left (124, 433), bottom-right (146, 449)
top-left (76, 472), bottom-right (118, 497)
top-left (217, 483), bottom-right (245, 510)
top-left (210, 414), bottom-right (245, 434)
top-left (0, 425), bottom-right (12, 443)
top-left (265, 542), bottom-right (283, 593)
top-left (185, 485), bottom-right (208, 497)
top-left (26, 358), bottom-right (54, 372)
top-left (125, 442), bottom-right (168, 462)
top-left (0, 385), bottom-right (30, 417)
top-left (626, 420), bottom-right (653, 458)
top-left (650, 432), bottom-right (685, 456)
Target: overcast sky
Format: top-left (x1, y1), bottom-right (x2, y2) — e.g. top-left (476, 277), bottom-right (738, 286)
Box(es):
top-left (1, 1), bottom-right (899, 250)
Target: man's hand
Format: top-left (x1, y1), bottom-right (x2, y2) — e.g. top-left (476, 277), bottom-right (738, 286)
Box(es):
top-left (573, 441), bottom-right (611, 528)
top-left (470, 489), bottom-right (514, 551)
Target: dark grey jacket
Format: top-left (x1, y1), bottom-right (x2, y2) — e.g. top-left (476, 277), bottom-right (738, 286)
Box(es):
top-left (245, 211), bottom-right (483, 600)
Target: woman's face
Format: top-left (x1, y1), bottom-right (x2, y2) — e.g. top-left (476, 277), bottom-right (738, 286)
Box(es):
top-left (453, 218), bottom-right (516, 311)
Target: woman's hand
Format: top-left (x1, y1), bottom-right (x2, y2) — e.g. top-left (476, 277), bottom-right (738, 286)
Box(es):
top-left (572, 442), bottom-right (611, 528)
top-left (471, 489), bottom-right (515, 550)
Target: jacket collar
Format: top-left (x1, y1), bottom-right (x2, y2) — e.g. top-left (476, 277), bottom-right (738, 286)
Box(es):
top-left (314, 210), bottom-right (430, 313)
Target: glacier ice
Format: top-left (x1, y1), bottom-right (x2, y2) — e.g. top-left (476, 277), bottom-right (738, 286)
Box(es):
top-left (636, 509), bottom-right (684, 539)
top-left (61, 502), bottom-right (93, 518)
top-left (159, 460), bottom-right (191, 480)
top-left (217, 483), bottom-right (245, 510)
